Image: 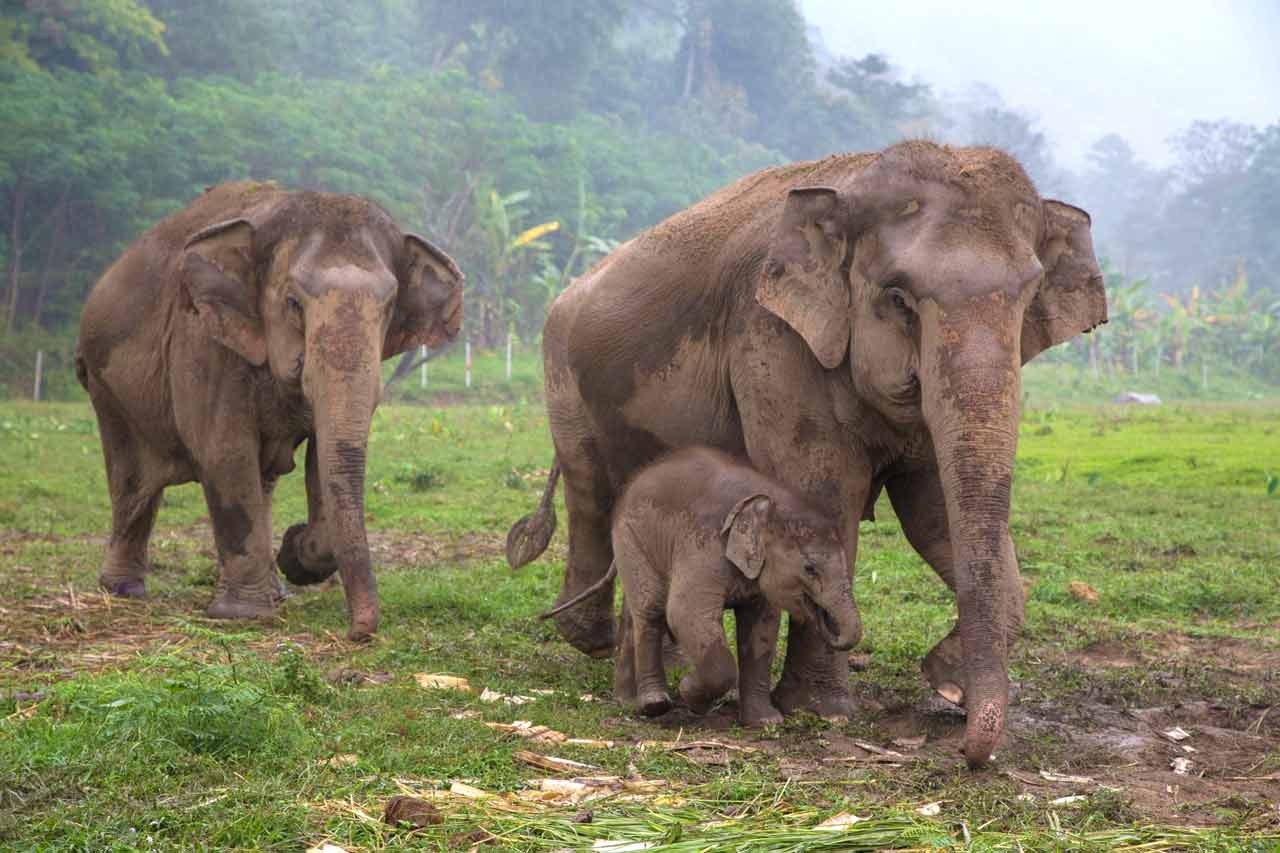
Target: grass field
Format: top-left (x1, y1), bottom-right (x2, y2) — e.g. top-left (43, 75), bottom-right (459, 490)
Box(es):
top-left (1, 391), bottom-right (1278, 850)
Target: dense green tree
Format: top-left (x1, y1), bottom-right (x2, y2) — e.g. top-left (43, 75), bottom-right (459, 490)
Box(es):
top-left (1, 0), bottom-right (1273, 395)
top-left (2, 0), bottom-right (166, 74)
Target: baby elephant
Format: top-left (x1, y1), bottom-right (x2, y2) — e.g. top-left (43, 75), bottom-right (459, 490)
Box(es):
top-left (544, 447), bottom-right (860, 727)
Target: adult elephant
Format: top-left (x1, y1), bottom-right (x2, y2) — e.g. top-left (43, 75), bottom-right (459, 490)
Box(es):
top-left (77, 181), bottom-right (463, 641)
top-left (509, 141), bottom-right (1104, 767)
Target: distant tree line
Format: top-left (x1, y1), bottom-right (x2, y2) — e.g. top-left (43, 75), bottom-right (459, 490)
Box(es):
top-left (1, 0), bottom-right (1277, 389)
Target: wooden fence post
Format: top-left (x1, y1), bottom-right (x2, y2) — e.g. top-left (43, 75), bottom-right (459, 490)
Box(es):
top-left (420, 344), bottom-right (428, 389)
top-left (33, 349), bottom-right (44, 402)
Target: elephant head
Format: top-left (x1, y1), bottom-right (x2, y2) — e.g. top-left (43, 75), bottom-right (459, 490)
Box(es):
top-left (722, 494), bottom-right (861, 651)
top-left (179, 194), bottom-right (463, 639)
top-left (757, 141), bottom-right (1105, 767)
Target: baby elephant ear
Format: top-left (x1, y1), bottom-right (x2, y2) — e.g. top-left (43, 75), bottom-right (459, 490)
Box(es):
top-left (721, 494), bottom-right (773, 580)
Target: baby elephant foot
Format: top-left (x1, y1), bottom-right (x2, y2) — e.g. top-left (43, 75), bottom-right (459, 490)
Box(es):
top-left (638, 689), bottom-right (673, 717)
top-left (679, 673), bottom-right (733, 716)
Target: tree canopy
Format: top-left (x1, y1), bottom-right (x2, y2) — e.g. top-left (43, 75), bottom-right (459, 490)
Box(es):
top-left (1, 0), bottom-right (1275, 363)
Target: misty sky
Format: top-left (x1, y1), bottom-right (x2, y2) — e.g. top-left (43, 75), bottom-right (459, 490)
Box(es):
top-left (800, 0), bottom-right (1280, 168)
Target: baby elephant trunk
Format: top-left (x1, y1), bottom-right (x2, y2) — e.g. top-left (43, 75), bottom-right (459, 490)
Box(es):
top-left (812, 585), bottom-right (861, 651)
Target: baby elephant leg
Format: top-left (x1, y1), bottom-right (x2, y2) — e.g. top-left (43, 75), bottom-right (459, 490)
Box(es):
top-left (668, 588), bottom-right (736, 714)
top-left (734, 600), bottom-right (783, 727)
top-left (632, 608), bottom-right (673, 716)
top-left (613, 602), bottom-right (639, 707)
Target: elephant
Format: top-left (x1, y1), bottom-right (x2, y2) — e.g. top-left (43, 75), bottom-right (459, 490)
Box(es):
top-left (76, 181), bottom-right (463, 641)
top-left (541, 447), bottom-right (860, 727)
top-left (507, 140), bottom-right (1105, 768)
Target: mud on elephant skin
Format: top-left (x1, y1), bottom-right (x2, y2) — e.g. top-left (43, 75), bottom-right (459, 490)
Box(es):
top-left (542, 447), bottom-right (860, 728)
top-left (76, 181), bottom-right (464, 640)
top-left (509, 140), bottom-right (1105, 768)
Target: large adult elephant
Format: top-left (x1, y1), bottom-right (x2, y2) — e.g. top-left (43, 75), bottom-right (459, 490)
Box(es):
top-left (509, 141), bottom-right (1105, 767)
top-left (77, 181), bottom-right (463, 640)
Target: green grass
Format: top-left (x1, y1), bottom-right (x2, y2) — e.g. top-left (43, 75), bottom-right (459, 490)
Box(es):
top-left (1, 397), bottom-right (1279, 850)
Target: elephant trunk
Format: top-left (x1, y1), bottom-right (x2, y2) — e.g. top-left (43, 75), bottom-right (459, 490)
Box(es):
top-left (302, 293), bottom-right (384, 641)
top-left (816, 572), bottom-right (862, 652)
top-left (919, 297), bottom-right (1023, 770)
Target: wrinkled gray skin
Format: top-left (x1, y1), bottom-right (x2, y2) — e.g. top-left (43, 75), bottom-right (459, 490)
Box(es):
top-left (543, 447), bottom-right (860, 727)
top-left (76, 181), bottom-right (463, 640)
top-left (509, 141), bottom-right (1106, 768)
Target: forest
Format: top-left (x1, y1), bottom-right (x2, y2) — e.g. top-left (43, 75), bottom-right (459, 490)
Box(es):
top-left (2, 0), bottom-right (1278, 392)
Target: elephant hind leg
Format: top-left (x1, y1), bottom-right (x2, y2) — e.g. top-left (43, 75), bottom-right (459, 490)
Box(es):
top-left (101, 491), bottom-right (162, 598)
top-left (92, 396), bottom-right (163, 598)
top-left (548, 455), bottom-right (617, 657)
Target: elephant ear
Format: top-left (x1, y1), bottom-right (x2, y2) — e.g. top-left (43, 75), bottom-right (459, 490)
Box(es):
top-left (1023, 200), bottom-right (1108, 364)
top-left (758, 186), bottom-right (851, 370)
top-left (721, 494), bottom-right (772, 580)
top-left (180, 218), bottom-right (266, 366)
top-left (384, 234), bottom-right (464, 359)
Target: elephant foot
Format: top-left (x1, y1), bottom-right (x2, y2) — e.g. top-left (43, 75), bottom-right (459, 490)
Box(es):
top-left (679, 674), bottom-right (733, 716)
top-left (277, 524), bottom-right (339, 586)
top-left (346, 613), bottom-right (379, 643)
top-left (739, 701), bottom-right (784, 728)
top-left (99, 560), bottom-right (148, 598)
top-left (100, 576), bottom-right (146, 599)
top-left (771, 674), bottom-right (855, 722)
top-left (922, 631), bottom-right (967, 707)
top-left (206, 584), bottom-right (284, 621)
top-left (638, 689), bottom-right (673, 717)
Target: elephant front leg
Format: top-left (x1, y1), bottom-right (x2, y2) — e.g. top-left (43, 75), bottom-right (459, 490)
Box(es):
top-left (202, 460), bottom-right (283, 620)
top-left (730, 336), bottom-right (864, 721)
top-left (734, 600), bottom-right (783, 727)
top-left (769, 481), bottom-right (865, 721)
top-left (887, 467), bottom-right (1026, 707)
top-left (91, 395), bottom-right (163, 598)
top-left (667, 584), bottom-right (736, 715)
top-left (277, 437), bottom-right (340, 586)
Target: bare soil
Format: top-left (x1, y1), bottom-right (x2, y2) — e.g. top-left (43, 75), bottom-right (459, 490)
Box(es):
top-left (627, 634), bottom-right (1280, 827)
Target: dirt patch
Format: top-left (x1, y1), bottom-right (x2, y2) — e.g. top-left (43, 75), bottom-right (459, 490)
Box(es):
top-left (366, 528), bottom-right (550, 571)
top-left (589, 632), bottom-right (1280, 828)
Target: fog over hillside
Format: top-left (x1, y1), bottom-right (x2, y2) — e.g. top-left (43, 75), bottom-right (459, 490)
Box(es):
top-left (801, 0), bottom-right (1280, 168)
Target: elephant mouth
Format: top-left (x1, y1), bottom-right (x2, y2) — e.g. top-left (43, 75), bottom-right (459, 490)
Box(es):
top-left (804, 593), bottom-right (847, 649)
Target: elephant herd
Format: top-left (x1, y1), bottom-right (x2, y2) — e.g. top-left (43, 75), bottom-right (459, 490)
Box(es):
top-left (76, 141), bottom-right (1106, 769)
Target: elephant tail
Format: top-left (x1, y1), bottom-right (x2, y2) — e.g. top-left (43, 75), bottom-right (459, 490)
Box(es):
top-left (74, 338), bottom-right (88, 390)
top-left (539, 560), bottom-right (616, 620)
top-left (506, 457), bottom-right (561, 570)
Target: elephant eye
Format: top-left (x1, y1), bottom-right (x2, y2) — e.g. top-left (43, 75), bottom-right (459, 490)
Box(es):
top-left (804, 562), bottom-right (819, 578)
top-left (285, 295), bottom-right (302, 314)
top-left (888, 287), bottom-right (909, 312)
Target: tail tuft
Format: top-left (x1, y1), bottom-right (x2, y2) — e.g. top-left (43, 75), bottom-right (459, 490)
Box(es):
top-left (506, 459), bottom-right (560, 570)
